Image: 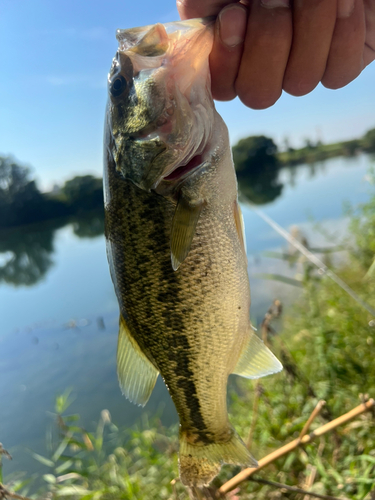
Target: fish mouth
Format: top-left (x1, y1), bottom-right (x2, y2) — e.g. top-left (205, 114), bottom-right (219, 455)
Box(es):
top-left (130, 103), bottom-right (210, 189)
top-left (162, 154), bottom-right (207, 182)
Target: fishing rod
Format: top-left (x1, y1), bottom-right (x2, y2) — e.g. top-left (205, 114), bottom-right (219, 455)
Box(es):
top-left (249, 205), bottom-right (375, 321)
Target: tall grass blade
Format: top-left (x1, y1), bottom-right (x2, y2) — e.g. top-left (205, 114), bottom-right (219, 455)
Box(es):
top-left (30, 452), bottom-right (55, 467)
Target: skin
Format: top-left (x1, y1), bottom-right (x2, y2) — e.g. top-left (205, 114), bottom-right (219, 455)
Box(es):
top-left (177, 0), bottom-right (375, 109)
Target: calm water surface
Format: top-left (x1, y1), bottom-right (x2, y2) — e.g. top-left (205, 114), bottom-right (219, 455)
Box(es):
top-left (0, 154), bottom-right (373, 479)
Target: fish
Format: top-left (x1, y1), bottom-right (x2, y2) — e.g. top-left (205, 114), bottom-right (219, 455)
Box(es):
top-left (103, 18), bottom-right (282, 488)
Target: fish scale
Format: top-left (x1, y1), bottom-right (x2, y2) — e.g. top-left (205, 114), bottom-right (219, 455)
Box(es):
top-left (106, 166), bottom-right (243, 433)
top-left (104, 18), bottom-right (282, 488)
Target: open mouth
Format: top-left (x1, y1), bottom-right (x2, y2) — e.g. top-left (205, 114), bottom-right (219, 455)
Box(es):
top-left (163, 154), bottom-right (205, 182)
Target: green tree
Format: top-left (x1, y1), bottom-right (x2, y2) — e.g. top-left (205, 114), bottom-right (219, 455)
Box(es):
top-left (61, 175), bottom-right (104, 213)
top-left (0, 155), bottom-right (68, 228)
top-left (0, 156), bottom-right (32, 201)
top-left (342, 139), bottom-right (361, 156)
top-left (232, 135), bottom-right (278, 175)
top-left (0, 156), bottom-right (44, 227)
top-left (362, 127), bottom-right (375, 152)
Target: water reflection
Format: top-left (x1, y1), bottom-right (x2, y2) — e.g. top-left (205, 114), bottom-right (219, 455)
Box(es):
top-left (72, 212), bottom-right (105, 238)
top-left (0, 226), bottom-right (55, 286)
top-left (0, 210), bottom-right (104, 287)
top-left (237, 158), bottom-right (348, 202)
top-left (0, 160), bottom-right (287, 288)
top-left (237, 165), bottom-right (283, 205)
top-left (0, 155), bottom-right (370, 287)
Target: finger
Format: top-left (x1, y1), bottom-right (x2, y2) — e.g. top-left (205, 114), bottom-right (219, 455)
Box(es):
top-left (322, 0), bottom-right (365, 89)
top-left (235, 0), bottom-right (292, 109)
top-left (177, 0), bottom-right (237, 20)
top-left (283, 0), bottom-right (337, 96)
top-left (210, 4), bottom-right (248, 101)
top-left (363, 0), bottom-right (375, 66)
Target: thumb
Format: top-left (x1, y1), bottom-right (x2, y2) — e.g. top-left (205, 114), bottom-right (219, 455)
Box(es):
top-left (177, 0), bottom-right (238, 20)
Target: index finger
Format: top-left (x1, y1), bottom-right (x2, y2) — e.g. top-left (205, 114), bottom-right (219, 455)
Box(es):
top-left (177, 0), bottom-right (238, 20)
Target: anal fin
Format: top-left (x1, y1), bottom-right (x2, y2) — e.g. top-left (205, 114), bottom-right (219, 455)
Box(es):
top-left (233, 330), bottom-right (282, 379)
top-left (117, 315), bottom-right (159, 406)
top-left (170, 195), bottom-right (203, 271)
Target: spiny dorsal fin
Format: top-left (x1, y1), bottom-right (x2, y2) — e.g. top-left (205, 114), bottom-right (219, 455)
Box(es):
top-left (233, 330), bottom-right (282, 379)
top-left (170, 196), bottom-right (203, 271)
top-left (117, 315), bottom-right (159, 406)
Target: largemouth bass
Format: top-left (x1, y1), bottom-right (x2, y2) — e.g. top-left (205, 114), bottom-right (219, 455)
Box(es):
top-left (104, 18), bottom-right (282, 487)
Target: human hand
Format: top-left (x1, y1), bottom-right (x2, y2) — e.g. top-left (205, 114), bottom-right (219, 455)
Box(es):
top-left (177, 0), bottom-right (375, 109)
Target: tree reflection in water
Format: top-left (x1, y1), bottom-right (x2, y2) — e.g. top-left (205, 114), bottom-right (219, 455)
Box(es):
top-left (237, 166), bottom-right (284, 205)
top-left (0, 226), bottom-right (55, 286)
top-left (233, 135), bottom-right (284, 205)
top-left (0, 210), bottom-right (105, 287)
top-left (72, 211), bottom-right (105, 239)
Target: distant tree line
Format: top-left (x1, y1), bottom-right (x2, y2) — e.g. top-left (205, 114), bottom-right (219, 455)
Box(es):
top-left (0, 156), bottom-right (104, 229)
top-left (1, 126), bottom-right (374, 228)
top-left (277, 126), bottom-right (375, 166)
top-left (233, 126), bottom-right (375, 204)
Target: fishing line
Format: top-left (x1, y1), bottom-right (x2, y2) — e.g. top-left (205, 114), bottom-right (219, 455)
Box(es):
top-left (249, 206), bottom-right (375, 321)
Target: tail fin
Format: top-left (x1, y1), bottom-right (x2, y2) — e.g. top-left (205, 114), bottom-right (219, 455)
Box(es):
top-left (179, 428), bottom-right (257, 487)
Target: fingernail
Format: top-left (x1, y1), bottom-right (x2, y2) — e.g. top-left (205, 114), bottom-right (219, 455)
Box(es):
top-left (261, 0), bottom-right (290, 8)
top-left (337, 0), bottom-right (355, 18)
top-left (219, 5), bottom-right (247, 48)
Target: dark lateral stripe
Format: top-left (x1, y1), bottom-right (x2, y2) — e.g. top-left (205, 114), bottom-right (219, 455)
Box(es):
top-left (106, 167), bottom-right (210, 440)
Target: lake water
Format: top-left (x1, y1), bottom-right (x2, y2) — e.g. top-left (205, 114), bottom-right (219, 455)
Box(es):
top-left (0, 154), bottom-right (373, 480)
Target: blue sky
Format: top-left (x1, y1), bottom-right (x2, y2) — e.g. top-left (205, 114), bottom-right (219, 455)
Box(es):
top-left (1, 0), bottom-right (374, 191)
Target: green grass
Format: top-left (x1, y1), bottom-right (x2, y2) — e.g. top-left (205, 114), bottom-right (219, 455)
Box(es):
top-left (3, 176), bottom-right (375, 500)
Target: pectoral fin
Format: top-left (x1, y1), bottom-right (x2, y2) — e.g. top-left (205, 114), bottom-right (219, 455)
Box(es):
top-left (117, 315), bottom-right (159, 406)
top-left (233, 201), bottom-right (247, 256)
top-left (170, 196), bottom-right (203, 271)
top-left (233, 330), bottom-right (282, 379)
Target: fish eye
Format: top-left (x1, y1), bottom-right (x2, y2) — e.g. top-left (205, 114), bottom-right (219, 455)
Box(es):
top-left (110, 75), bottom-right (127, 98)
